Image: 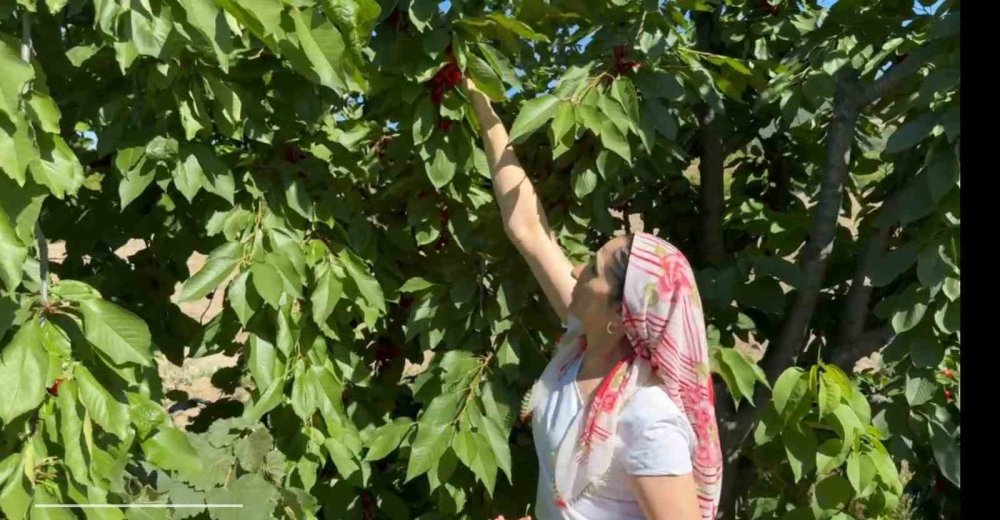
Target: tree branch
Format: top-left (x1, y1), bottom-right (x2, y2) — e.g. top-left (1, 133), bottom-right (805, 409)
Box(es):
top-left (694, 11), bottom-right (727, 266)
top-left (858, 49), bottom-right (933, 108)
top-left (713, 37), bottom-right (935, 520)
top-left (836, 224), bottom-right (891, 346)
top-left (764, 69), bottom-right (862, 382)
top-left (831, 325), bottom-right (896, 371)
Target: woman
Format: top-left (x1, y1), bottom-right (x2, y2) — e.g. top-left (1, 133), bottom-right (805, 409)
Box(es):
top-left (466, 77), bottom-right (723, 520)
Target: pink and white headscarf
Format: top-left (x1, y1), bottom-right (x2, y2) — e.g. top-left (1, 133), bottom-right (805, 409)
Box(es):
top-left (523, 232), bottom-right (723, 519)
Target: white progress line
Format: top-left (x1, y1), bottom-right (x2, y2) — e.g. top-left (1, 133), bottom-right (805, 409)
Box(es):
top-left (34, 504), bottom-right (243, 509)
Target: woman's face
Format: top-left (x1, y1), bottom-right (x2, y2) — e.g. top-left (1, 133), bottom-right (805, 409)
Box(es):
top-left (568, 236), bottom-right (631, 325)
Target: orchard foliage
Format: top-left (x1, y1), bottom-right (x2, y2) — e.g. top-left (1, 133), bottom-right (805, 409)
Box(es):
top-left (0, 0), bottom-right (959, 518)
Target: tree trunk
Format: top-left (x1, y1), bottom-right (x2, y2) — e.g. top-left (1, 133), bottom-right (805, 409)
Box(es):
top-left (694, 11), bottom-right (727, 266)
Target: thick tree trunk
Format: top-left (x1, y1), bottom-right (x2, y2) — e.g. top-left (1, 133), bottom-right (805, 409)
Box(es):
top-left (694, 12), bottom-right (727, 266)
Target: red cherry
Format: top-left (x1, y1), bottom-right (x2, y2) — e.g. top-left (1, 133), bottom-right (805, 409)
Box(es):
top-left (443, 63), bottom-right (463, 87)
top-left (942, 369), bottom-right (954, 380)
top-left (436, 118), bottom-right (453, 132)
top-left (760, 0), bottom-right (780, 14)
top-left (48, 378), bottom-right (64, 397)
top-left (431, 85), bottom-right (444, 105)
top-left (613, 45), bottom-right (626, 62)
top-left (944, 389), bottom-right (953, 401)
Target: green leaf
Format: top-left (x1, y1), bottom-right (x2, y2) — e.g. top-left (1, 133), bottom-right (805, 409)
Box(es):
top-left (227, 271), bottom-right (259, 326)
top-left (783, 426), bottom-right (817, 482)
top-left (25, 91), bottom-right (62, 134)
top-left (0, 207), bottom-right (27, 292)
top-left (405, 423), bottom-right (454, 483)
top-left (80, 298), bottom-right (153, 366)
top-left (311, 262), bottom-right (344, 327)
top-left (427, 146), bottom-right (457, 189)
top-left (0, 461), bottom-right (29, 520)
top-left (468, 55), bottom-right (505, 102)
top-left (285, 181), bottom-right (314, 221)
top-left (412, 97), bottom-right (436, 146)
top-left (244, 374), bottom-right (286, 422)
top-left (0, 40), bottom-right (34, 118)
top-left (406, 392), bottom-right (460, 481)
top-left (470, 432), bottom-right (498, 494)
top-left (365, 418), bottom-right (414, 461)
top-left (452, 429), bottom-right (478, 470)
top-left (29, 133), bottom-right (85, 199)
top-left (814, 475), bottom-right (853, 511)
top-left (0, 115), bottom-right (37, 185)
top-left (818, 373), bottom-right (842, 418)
top-left (599, 119), bottom-right (631, 163)
top-left (917, 243), bottom-right (952, 288)
top-left (928, 419), bottom-right (959, 488)
top-left (598, 93), bottom-right (631, 136)
top-left (478, 42), bottom-right (520, 90)
top-left (398, 277), bottom-right (435, 293)
top-left (57, 380), bottom-right (90, 485)
top-left (290, 365), bottom-right (319, 420)
top-left (890, 285), bottom-right (929, 333)
top-left (205, 473), bottom-right (278, 520)
top-left (75, 364), bottom-right (130, 439)
top-left (847, 451), bottom-right (862, 493)
top-left (905, 369), bottom-right (935, 406)
top-left (643, 98), bottom-right (678, 140)
top-left (408, 0), bottom-right (436, 32)
top-left (321, 0), bottom-right (381, 54)
top-left (871, 242), bottom-right (920, 287)
top-left (339, 249), bottom-right (385, 313)
top-left (612, 78), bottom-right (640, 127)
top-left (128, 391), bottom-right (169, 438)
top-left (909, 327), bottom-right (944, 368)
top-left (574, 104), bottom-right (603, 135)
top-left (250, 262), bottom-right (285, 308)
top-left (179, 242), bottom-right (242, 302)
top-left (118, 160), bottom-right (157, 209)
top-left (145, 136), bottom-right (180, 161)
top-left (718, 348), bottom-right (764, 406)
top-left (772, 367), bottom-right (806, 417)
top-left (550, 98), bottom-right (575, 136)
top-left (884, 113), bottom-right (937, 154)
top-left (926, 148), bottom-right (959, 202)
top-left (142, 428), bottom-right (203, 482)
top-left (234, 427), bottom-right (274, 473)
top-left (508, 95), bottom-right (561, 145)
top-left (816, 438), bottom-right (847, 475)
top-left (571, 160), bottom-right (598, 199)
top-left (934, 299), bottom-right (959, 334)
top-left (479, 416), bottom-right (512, 481)
top-left (486, 13), bottom-right (548, 41)
top-left (0, 319), bottom-right (48, 423)
top-left (289, 8), bottom-right (349, 93)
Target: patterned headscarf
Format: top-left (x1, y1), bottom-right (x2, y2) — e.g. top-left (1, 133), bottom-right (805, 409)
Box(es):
top-left (523, 232), bottom-right (722, 519)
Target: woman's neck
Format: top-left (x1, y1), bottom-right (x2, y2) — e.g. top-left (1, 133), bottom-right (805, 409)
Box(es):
top-left (579, 331), bottom-right (628, 378)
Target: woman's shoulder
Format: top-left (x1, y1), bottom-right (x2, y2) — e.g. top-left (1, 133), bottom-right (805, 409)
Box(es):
top-left (621, 384), bottom-right (688, 427)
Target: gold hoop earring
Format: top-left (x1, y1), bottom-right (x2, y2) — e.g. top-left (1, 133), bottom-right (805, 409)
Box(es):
top-left (606, 321), bottom-right (615, 335)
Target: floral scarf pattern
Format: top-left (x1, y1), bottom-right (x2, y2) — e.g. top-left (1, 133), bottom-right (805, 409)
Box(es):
top-left (522, 232), bottom-right (722, 519)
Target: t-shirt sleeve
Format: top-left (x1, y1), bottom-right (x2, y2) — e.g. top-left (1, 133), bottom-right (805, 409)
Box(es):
top-left (620, 387), bottom-right (696, 476)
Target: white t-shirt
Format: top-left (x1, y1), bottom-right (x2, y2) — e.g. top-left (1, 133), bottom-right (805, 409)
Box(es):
top-left (532, 329), bottom-right (697, 519)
